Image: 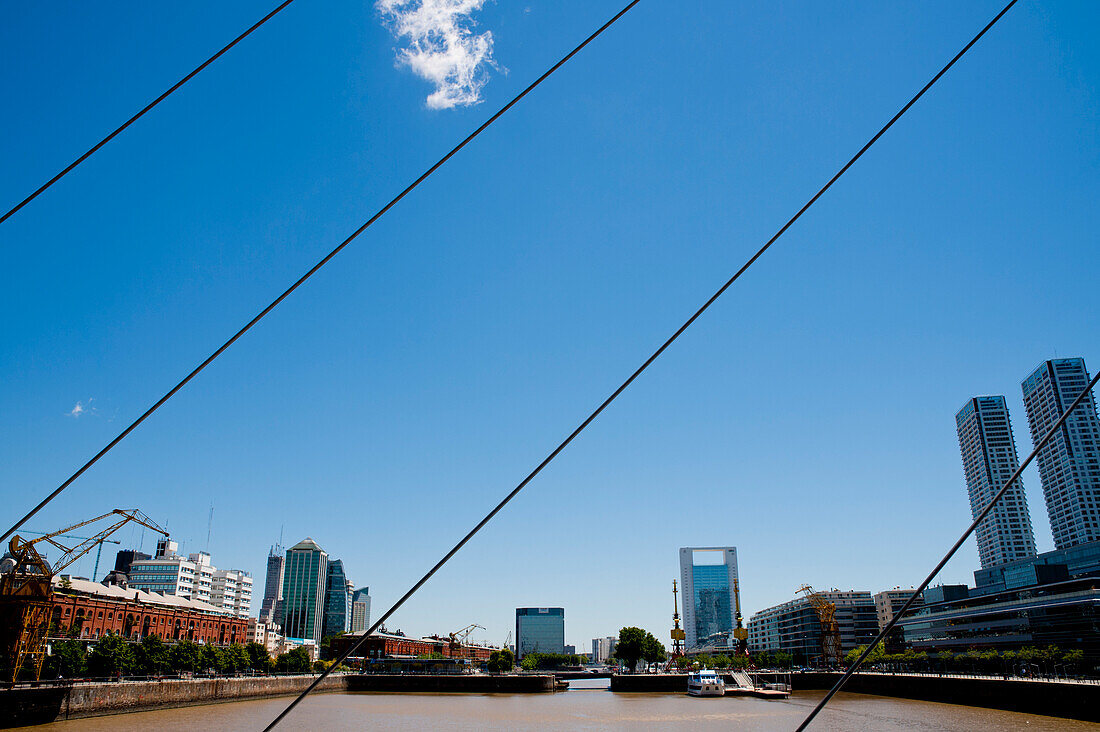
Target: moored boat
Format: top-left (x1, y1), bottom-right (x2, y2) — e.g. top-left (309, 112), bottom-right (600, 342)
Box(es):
top-left (687, 669), bottom-right (725, 696)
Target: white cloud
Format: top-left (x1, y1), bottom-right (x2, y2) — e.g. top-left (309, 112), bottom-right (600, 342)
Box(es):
top-left (69, 399), bottom-right (95, 418)
top-left (377, 0), bottom-right (497, 109)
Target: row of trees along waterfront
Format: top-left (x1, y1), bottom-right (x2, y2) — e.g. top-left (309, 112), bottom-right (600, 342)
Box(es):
top-left (845, 642), bottom-right (1088, 676)
top-left (40, 633), bottom-right (336, 679)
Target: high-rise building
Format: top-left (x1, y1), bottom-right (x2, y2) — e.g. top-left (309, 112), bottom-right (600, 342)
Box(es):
top-left (322, 559), bottom-right (352, 638)
top-left (350, 587), bottom-right (371, 633)
top-left (280, 538), bottom-right (328, 641)
top-left (679, 547), bottom-right (738, 650)
top-left (515, 607), bottom-right (565, 658)
top-left (955, 396), bottom-right (1038, 568)
top-left (591, 636), bottom-right (616, 664)
top-left (211, 568), bottom-right (253, 618)
top-left (112, 549), bottom-right (151, 577)
top-left (259, 545), bottom-right (285, 623)
top-left (1022, 358), bottom-right (1100, 549)
top-left (128, 540), bottom-right (215, 604)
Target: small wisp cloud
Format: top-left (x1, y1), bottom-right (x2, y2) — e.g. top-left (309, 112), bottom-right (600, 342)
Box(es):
top-left (69, 399), bottom-right (95, 418)
top-left (377, 0), bottom-right (496, 109)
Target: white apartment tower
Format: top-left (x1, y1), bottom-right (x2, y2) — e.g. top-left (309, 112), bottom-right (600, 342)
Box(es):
top-left (211, 569), bottom-right (253, 618)
top-left (955, 396), bottom-right (1038, 568)
top-left (1021, 358), bottom-right (1100, 549)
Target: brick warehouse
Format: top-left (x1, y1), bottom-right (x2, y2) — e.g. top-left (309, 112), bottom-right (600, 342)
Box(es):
top-left (332, 630), bottom-right (496, 662)
top-left (48, 575), bottom-right (247, 646)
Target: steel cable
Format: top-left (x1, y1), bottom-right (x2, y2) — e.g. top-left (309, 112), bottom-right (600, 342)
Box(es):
top-left (0, 0), bottom-right (299, 227)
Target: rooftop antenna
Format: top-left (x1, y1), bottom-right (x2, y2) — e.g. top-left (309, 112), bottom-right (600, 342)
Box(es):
top-left (206, 502), bottom-right (214, 552)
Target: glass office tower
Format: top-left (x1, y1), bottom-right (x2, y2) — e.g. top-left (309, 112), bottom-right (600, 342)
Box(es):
top-left (679, 547), bottom-right (738, 650)
top-left (280, 538), bottom-right (328, 641)
top-left (322, 559), bottom-right (352, 639)
top-left (515, 607), bottom-right (565, 658)
top-left (1022, 358), bottom-right (1100, 549)
top-left (955, 396), bottom-right (1038, 568)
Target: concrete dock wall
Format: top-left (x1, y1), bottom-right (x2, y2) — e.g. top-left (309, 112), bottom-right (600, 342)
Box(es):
top-left (792, 672), bottom-right (1100, 723)
top-left (0, 675), bottom-right (347, 727)
top-left (0, 673), bottom-right (558, 727)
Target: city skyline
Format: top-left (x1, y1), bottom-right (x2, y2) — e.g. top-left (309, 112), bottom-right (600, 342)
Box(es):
top-left (2, 1), bottom-right (1097, 652)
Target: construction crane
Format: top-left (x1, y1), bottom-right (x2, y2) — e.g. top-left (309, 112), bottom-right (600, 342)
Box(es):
top-left (17, 530), bottom-right (121, 582)
top-left (0, 509), bottom-right (168, 681)
top-left (447, 623), bottom-right (485, 658)
top-left (798, 584), bottom-right (842, 667)
top-left (732, 578), bottom-right (749, 656)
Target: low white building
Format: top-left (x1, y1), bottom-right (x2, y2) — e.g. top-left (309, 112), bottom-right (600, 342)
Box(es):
top-left (129, 539), bottom-right (250, 617)
top-left (247, 617), bottom-right (284, 654)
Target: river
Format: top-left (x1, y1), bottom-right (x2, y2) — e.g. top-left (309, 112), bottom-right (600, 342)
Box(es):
top-left (11, 680), bottom-right (1094, 731)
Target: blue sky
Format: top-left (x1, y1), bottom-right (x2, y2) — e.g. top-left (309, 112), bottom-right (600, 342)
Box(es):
top-left (1, 0), bottom-right (1097, 651)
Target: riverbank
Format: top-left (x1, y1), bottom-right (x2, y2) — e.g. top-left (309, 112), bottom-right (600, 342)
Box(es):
top-left (793, 671), bottom-right (1100, 723)
top-left (0, 674), bottom-right (557, 727)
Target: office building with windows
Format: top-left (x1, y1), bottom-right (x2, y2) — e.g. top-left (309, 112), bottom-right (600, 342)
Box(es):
top-left (280, 538), bottom-right (328, 642)
top-left (351, 587), bottom-right (371, 633)
top-left (322, 559), bottom-right (353, 638)
top-left (515, 607), bottom-right (565, 658)
top-left (679, 547), bottom-right (738, 650)
top-left (1021, 358), bottom-right (1100, 549)
top-left (592, 636), bottom-right (616, 664)
top-left (259, 545), bottom-right (285, 623)
top-left (128, 539), bottom-right (215, 604)
top-left (956, 396), bottom-right (1038, 568)
top-left (747, 591), bottom-right (878, 663)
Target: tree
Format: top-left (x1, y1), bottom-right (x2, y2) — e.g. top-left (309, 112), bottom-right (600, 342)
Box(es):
top-left (87, 633), bottom-right (135, 677)
top-left (46, 640), bottom-right (86, 678)
top-left (640, 632), bottom-right (666, 672)
top-left (844, 642), bottom-right (884, 668)
top-left (487, 648), bottom-right (514, 673)
top-left (200, 644), bottom-right (224, 673)
top-left (135, 635), bottom-right (170, 675)
top-left (276, 647), bottom-right (312, 673)
top-left (223, 644), bottom-right (250, 674)
top-left (169, 639), bottom-right (203, 673)
top-left (774, 651), bottom-right (793, 669)
top-left (614, 627), bottom-right (646, 672)
top-left (674, 656), bottom-right (694, 671)
top-left (246, 642), bottom-right (274, 673)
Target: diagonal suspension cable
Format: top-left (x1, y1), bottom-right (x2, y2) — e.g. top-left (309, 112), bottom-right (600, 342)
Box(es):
top-left (0, 0), bottom-right (644, 544)
top-left (795, 369), bottom-right (1099, 731)
top-left (0, 0), bottom-right (299, 227)
top-left (261, 3), bottom-right (1018, 728)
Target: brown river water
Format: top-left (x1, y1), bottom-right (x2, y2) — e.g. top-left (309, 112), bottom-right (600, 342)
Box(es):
top-left (12, 680), bottom-right (1096, 731)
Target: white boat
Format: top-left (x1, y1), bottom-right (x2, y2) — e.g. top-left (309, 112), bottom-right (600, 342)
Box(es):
top-left (687, 669), bottom-right (725, 697)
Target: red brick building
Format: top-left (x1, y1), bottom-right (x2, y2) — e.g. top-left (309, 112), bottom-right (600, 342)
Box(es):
top-left (49, 575), bottom-right (247, 646)
top-left (332, 631), bottom-right (496, 662)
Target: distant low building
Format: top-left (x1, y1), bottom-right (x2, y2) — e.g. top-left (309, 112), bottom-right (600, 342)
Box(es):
top-left (247, 617), bottom-right (283, 654)
top-left (211, 568), bottom-right (253, 618)
top-left (563, 644), bottom-right (576, 655)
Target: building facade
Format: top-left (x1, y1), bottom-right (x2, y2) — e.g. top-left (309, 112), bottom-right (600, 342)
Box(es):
top-left (259, 545), bottom-right (285, 623)
top-left (898, 576), bottom-right (1100, 661)
top-left (351, 587), bottom-right (371, 633)
top-left (50, 575), bottom-right (246, 645)
top-left (1021, 358), bottom-right (1100, 549)
top-left (322, 559), bottom-right (352, 639)
top-left (210, 568), bottom-right (252, 618)
top-left (748, 591), bottom-right (878, 664)
top-left (332, 631), bottom-right (495, 663)
top-left (592, 636), bottom-right (616, 664)
top-left (872, 589), bottom-right (924, 633)
top-left (679, 547), bottom-right (738, 650)
top-left (279, 538), bottom-right (328, 642)
top-left (956, 396), bottom-right (1038, 568)
top-left (515, 607), bottom-right (565, 657)
top-left (127, 540), bottom-right (215, 604)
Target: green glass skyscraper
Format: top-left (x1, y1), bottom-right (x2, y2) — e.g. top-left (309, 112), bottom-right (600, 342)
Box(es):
top-left (280, 537), bottom-right (328, 641)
